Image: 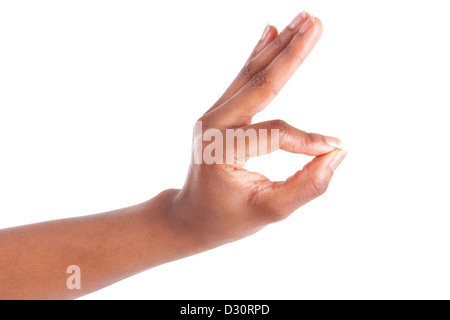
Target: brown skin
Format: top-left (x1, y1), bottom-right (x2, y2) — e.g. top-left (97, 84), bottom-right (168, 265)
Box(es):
top-left (0, 12), bottom-right (346, 299)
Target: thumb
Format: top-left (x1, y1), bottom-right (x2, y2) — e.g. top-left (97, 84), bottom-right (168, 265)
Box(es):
top-left (266, 149), bottom-right (347, 220)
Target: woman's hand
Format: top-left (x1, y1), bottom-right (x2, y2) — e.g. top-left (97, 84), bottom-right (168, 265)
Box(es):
top-left (169, 11), bottom-right (347, 251)
top-left (0, 11), bottom-right (347, 300)
top-left (0, 10), bottom-right (345, 299)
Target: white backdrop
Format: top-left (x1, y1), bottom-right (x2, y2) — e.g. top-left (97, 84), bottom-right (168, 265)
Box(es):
top-left (1, 0), bottom-right (449, 299)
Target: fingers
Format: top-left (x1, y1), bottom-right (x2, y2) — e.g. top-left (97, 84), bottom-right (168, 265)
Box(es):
top-left (243, 120), bottom-right (341, 157)
top-left (205, 11), bottom-right (312, 116)
top-left (221, 120), bottom-right (341, 167)
top-left (245, 25), bottom-right (278, 64)
top-left (208, 15), bottom-right (322, 128)
top-left (265, 149), bottom-right (347, 219)
top-left (205, 24), bottom-right (278, 114)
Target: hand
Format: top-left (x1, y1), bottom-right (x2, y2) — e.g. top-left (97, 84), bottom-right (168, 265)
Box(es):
top-left (169, 12), bottom-right (347, 251)
top-left (0, 10), bottom-right (346, 300)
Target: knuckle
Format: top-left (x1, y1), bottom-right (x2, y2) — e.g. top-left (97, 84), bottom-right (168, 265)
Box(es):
top-left (306, 169), bottom-right (329, 197)
top-left (270, 37), bottom-right (283, 50)
top-left (196, 115), bottom-right (212, 129)
top-left (283, 43), bottom-right (305, 65)
top-left (269, 119), bottom-right (288, 142)
top-left (250, 69), bottom-right (278, 95)
top-left (271, 34), bottom-right (287, 49)
top-left (197, 115), bottom-right (206, 123)
top-left (239, 60), bottom-right (256, 80)
top-left (250, 69), bottom-right (268, 87)
top-left (300, 132), bottom-right (314, 152)
top-left (270, 119), bottom-right (287, 130)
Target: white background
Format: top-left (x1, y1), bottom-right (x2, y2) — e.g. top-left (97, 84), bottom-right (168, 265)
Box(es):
top-left (1, 0), bottom-right (449, 299)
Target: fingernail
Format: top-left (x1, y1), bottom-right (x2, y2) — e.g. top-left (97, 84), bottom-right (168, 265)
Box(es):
top-left (328, 149), bottom-right (347, 171)
top-left (260, 24), bottom-right (271, 40)
top-left (289, 11), bottom-right (307, 29)
top-left (299, 15), bottom-right (315, 34)
top-left (324, 136), bottom-right (343, 149)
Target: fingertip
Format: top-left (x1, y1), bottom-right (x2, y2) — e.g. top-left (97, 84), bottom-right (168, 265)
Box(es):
top-left (324, 136), bottom-right (344, 149)
top-left (267, 24), bottom-right (278, 33)
top-left (303, 133), bottom-right (341, 155)
top-left (253, 25), bottom-right (279, 57)
top-left (299, 15), bottom-right (322, 42)
top-left (313, 16), bottom-right (323, 29)
top-left (327, 149), bottom-right (347, 171)
top-left (310, 16), bottom-right (323, 37)
top-left (266, 25), bottom-right (279, 43)
top-left (311, 148), bottom-right (347, 172)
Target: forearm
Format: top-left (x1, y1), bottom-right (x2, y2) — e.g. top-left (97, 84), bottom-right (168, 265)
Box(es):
top-left (0, 189), bottom-right (190, 299)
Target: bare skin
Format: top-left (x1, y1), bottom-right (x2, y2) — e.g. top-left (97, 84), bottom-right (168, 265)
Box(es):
top-left (0, 11), bottom-right (346, 299)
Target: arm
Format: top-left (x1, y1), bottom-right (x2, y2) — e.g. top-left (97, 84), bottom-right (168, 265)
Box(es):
top-left (0, 190), bottom-right (185, 299)
top-left (0, 11), bottom-right (346, 300)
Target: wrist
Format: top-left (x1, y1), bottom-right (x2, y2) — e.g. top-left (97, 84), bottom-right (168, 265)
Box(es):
top-left (141, 189), bottom-right (207, 265)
